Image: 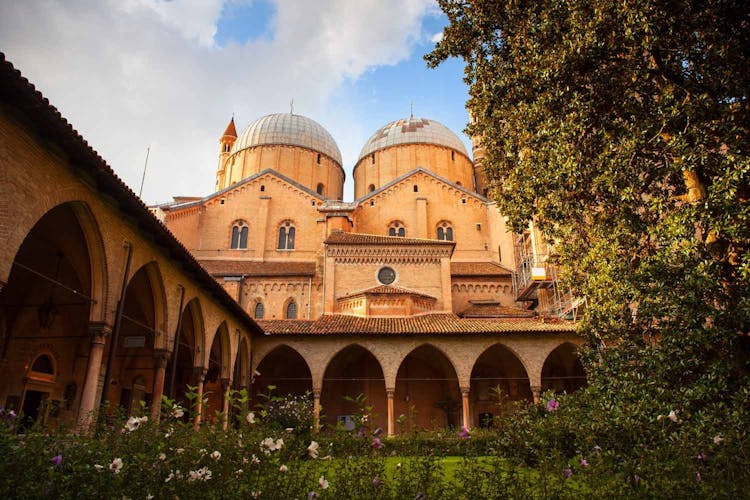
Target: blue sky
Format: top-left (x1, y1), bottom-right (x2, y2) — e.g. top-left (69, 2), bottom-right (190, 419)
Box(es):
top-left (0, 0), bottom-right (471, 203)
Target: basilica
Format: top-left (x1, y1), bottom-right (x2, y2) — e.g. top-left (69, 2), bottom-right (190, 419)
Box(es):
top-left (0, 53), bottom-right (584, 435)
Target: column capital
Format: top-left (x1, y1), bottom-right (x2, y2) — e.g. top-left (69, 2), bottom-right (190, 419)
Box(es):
top-left (221, 377), bottom-right (232, 391)
top-left (154, 349), bottom-right (170, 368)
top-left (460, 387), bottom-right (470, 397)
top-left (88, 321), bottom-right (112, 343)
top-left (530, 385), bottom-right (542, 394)
top-left (312, 388), bottom-right (322, 399)
top-left (386, 389), bottom-right (395, 398)
top-left (192, 367), bottom-right (208, 384)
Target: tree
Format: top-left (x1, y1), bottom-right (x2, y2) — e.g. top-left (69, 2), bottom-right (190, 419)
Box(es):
top-left (427, 0), bottom-right (750, 479)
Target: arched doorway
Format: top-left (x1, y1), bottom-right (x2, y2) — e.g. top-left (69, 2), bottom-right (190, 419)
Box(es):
top-left (252, 345), bottom-right (312, 403)
top-left (166, 298), bottom-right (204, 412)
top-left (541, 343), bottom-right (586, 394)
top-left (204, 323), bottom-right (230, 421)
top-left (470, 344), bottom-right (532, 428)
top-left (321, 345), bottom-right (386, 432)
top-left (105, 263), bottom-right (165, 416)
top-left (0, 203), bottom-right (100, 427)
top-left (394, 345), bottom-right (460, 432)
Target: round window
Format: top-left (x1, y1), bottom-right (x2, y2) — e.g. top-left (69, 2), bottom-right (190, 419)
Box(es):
top-left (377, 267), bottom-right (396, 285)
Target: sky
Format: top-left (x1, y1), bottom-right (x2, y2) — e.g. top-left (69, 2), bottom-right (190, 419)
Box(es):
top-left (0, 0), bottom-right (471, 204)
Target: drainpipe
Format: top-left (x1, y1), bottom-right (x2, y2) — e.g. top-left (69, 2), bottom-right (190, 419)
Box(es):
top-left (307, 276), bottom-right (312, 319)
top-left (167, 285), bottom-right (185, 398)
top-left (99, 242), bottom-right (132, 410)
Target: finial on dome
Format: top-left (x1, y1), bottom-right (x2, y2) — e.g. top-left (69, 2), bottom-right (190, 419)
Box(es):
top-left (410, 99), bottom-right (414, 119)
top-left (290, 98), bottom-right (294, 115)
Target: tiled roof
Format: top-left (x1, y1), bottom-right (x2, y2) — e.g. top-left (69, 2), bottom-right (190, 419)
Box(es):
top-left (222, 117), bottom-right (237, 138)
top-left (354, 167), bottom-right (489, 204)
top-left (451, 261), bottom-right (513, 277)
top-left (159, 168), bottom-right (325, 210)
top-left (0, 53), bottom-right (261, 336)
top-left (325, 231), bottom-right (455, 246)
top-left (257, 314), bottom-right (575, 335)
top-left (459, 302), bottom-right (535, 318)
top-left (340, 284), bottom-right (436, 300)
top-left (199, 260), bottom-right (316, 277)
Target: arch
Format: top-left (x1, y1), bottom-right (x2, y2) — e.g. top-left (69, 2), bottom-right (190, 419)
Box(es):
top-left (107, 262), bottom-right (166, 415)
top-left (230, 220), bottom-right (249, 249)
top-left (541, 342), bottom-right (586, 394)
top-left (437, 221), bottom-right (454, 241)
top-left (321, 344), bottom-right (387, 431)
top-left (1, 201), bottom-right (107, 323)
top-left (233, 336), bottom-right (251, 390)
top-left (166, 297), bottom-right (205, 406)
top-left (277, 220), bottom-right (296, 250)
top-left (316, 183), bottom-right (325, 196)
top-left (0, 202), bottom-right (101, 426)
top-left (388, 220), bottom-right (406, 237)
top-left (253, 301), bottom-right (265, 319)
top-left (285, 299), bottom-right (298, 319)
top-left (252, 344), bottom-right (313, 404)
top-left (203, 322), bottom-right (231, 420)
top-left (394, 344), bottom-right (461, 432)
top-left (470, 343), bottom-right (532, 428)
top-left (368, 184), bottom-right (375, 193)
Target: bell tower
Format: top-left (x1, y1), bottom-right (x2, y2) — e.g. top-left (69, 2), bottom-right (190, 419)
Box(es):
top-left (215, 117), bottom-right (237, 191)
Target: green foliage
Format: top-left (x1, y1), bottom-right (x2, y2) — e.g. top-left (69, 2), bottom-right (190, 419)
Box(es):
top-left (427, 0), bottom-right (750, 493)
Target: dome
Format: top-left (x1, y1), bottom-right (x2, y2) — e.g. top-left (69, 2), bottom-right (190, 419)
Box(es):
top-left (232, 113), bottom-right (342, 165)
top-left (358, 117), bottom-right (469, 162)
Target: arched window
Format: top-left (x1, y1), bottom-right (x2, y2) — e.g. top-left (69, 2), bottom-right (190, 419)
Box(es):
top-left (31, 354), bottom-right (54, 375)
top-left (368, 184), bottom-right (375, 193)
top-left (230, 221), bottom-right (249, 249)
top-left (316, 183), bottom-right (325, 195)
top-left (437, 221), bottom-right (454, 241)
top-left (286, 300), bottom-right (298, 319)
top-left (277, 221), bottom-right (296, 250)
top-left (388, 221), bottom-right (406, 237)
top-left (254, 302), bottom-right (265, 319)
top-left (317, 153), bottom-right (321, 164)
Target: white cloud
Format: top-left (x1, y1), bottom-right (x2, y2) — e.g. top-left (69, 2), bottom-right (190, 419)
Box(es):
top-left (0, 0), bottom-right (435, 203)
top-left (430, 31), bottom-right (444, 43)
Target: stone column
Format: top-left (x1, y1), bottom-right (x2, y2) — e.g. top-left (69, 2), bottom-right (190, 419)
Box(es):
top-left (150, 349), bottom-right (170, 421)
top-left (78, 322), bottom-right (111, 429)
top-left (461, 387), bottom-right (471, 430)
top-left (221, 377), bottom-right (231, 430)
top-left (192, 367), bottom-right (207, 431)
top-left (531, 385), bottom-right (542, 404)
top-left (313, 388), bottom-right (322, 433)
top-left (386, 389), bottom-right (395, 437)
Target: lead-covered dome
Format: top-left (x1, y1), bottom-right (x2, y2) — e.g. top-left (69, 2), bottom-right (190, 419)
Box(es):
top-left (233, 113), bottom-right (342, 165)
top-left (358, 117), bottom-right (469, 162)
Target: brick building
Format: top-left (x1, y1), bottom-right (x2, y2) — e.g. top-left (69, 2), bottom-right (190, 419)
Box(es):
top-left (0, 54), bottom-right (261, 430)
top-left (154, 109), bottom-right (586, 433)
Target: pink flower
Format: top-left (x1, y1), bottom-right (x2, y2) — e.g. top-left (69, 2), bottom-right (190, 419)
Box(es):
top-left (458, 426), bottom-right (470, 439)
top-left (373, 427), bottom-right (383, 436)
top-left (546, 399), bottom-right (560, 412)
top-left (697, 452), bottom-right (707, 462)
top-left (563, 467), bottom-right (573, 479)
top-left (580, 458), bottom-right (589, 467)
top-left (50, 454), bottom-right (62, 466)
top-left (696, 471), bottom-right (702, 482)
top-left (371, 437), bottom-right (383, 450)
top-left (372, 476), bottom-right (382, 487)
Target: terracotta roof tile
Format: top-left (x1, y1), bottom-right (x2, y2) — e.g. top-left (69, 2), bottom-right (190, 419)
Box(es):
top-left (459, 302), bottom-right (535, 318)
top-left (325, 231), bottom-right (455, 246)
top-left (258, 314), bottom-right (575, 335)
top-left (222, 117), bottom-right (237, 138)
top-left (199, 260), bottom-right (316, 277)
top-left (451, 261), bottom-right (512, 276)
top-left (340, 284), bottom-right (436, 300)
